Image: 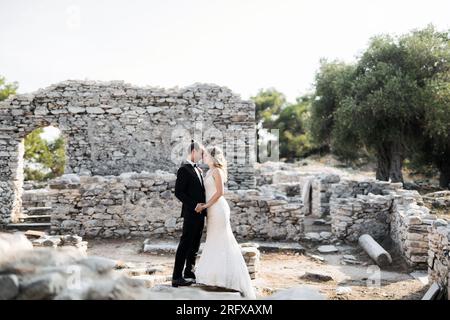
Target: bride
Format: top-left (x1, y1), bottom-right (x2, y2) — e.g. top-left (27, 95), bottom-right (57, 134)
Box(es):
top-left (194, 146), bottom-right (257, 299)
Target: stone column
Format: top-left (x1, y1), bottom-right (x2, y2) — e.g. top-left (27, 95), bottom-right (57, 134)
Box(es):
top-left (311, 174), bottom-right (340, 218)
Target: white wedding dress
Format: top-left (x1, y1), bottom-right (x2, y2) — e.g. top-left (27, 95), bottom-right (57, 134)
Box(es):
top-left (194, 169), bottom-right (257, 299)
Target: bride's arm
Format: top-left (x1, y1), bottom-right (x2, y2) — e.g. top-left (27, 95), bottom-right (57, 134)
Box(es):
top-left (202, 169), bottom-right (224, 209)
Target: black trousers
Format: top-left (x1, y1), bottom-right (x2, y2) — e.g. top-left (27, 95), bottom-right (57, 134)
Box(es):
top-left (172, 212), bottom-right (205, 280)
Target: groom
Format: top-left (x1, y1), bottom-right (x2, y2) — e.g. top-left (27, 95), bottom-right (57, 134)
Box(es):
top-left (172, 140), bottom-right (207, 287)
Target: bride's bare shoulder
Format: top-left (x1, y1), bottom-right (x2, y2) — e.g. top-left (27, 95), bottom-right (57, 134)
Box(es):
top-left (211, 167), bottom-right (224, 179)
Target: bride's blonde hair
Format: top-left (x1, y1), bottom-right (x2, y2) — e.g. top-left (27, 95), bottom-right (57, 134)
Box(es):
top-left (206, 145), bottom-right (228, 182)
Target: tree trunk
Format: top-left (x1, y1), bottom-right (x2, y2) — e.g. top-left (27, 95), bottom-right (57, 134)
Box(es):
top-left (376, 144), bottom-right (390, 181)
top-left (438, 162), bottom-right (450, 190)
top-left (389, 141), bottom-right (404, 183)
top-left (376, 141), bottom-right (404, 183)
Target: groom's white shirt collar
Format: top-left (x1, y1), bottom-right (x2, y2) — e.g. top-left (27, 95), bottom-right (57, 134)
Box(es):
top-left (185, 158), bottom-right (196, 166)
top-left (185, 158), bottom-right (203, 185)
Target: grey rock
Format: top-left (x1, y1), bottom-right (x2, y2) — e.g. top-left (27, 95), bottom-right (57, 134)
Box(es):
top-left (146, 106), bottom-right (163, 114)
top-left (0, 247), bottom-right (84, 274)
top-left (0, 233), bottom-right (33, 263)
top-left (0, 274), bottom-right (20, 300)
top-left (306, 253), bottom-right (325, 262)
top-left (305, 232), bottom-right (321, 241)
top-left (68, 106), bottom-right (85, 114)
top-left (336, 286), bottom-right (352, 295)
top-left (77, 256), bottom-right (117, 274)
top-left (149, 284), bottom-right (244, 300)
top-left (18, 272), bottom-right (67, 300)
top-left (317, 245), bottom-right (338, 253)
top-left (300, 272), bottom-right (333, 282)
top-left (433, 219), bottom-right (448, 227)
top-left (319, 232), bottom-right (333, 240)
top-left (85, 107), bottom-right (104, 114)
top-left (160, 190), bottom-right (172, 199)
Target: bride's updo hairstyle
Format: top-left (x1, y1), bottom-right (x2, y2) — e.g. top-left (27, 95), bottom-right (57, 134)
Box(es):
top-left (206, 145), bottom-right (228, 182)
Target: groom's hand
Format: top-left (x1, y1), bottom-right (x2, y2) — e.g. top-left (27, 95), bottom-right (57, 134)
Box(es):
top-left (195, 203), bottom-right (204, 213)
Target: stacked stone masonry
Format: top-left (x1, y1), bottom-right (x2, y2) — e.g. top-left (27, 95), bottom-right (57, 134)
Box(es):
top-left (330, 180), bottom-right (403, 242)
top-left (329, 179), bottom-right (439, 269)
top-left (389, 190), bottom-right (436, 268)
top-left (427, 220), bottom-right (450, 299)
top-left (311, 174), bottom-right (340, 217)
top-left (255, 162), bottom-right (341, 219)
top-left (48, 172), bottom-right (304, 241)
top-left (239, 243), bottom-right (260, 280)
top-left (0, 81), bottom-right (256, 225)
top-left (32, 234), bottom-right (88, 254)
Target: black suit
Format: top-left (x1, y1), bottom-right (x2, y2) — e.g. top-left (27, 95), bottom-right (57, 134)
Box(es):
top-left (172, 162), bottom-right (206, 280)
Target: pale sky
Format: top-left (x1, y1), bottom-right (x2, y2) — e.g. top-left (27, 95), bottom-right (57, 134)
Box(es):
top-left (1, 0), bottom-right (450, 103)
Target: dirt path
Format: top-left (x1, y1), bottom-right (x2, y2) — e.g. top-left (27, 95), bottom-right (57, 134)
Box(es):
top-left (86, 239), bottom-right (428, 300)
top-left (257, 252), bottom-right (427, 300)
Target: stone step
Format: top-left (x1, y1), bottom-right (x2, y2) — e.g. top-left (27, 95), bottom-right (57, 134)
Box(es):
top-left (6, 222), bottom-right (51, 231)
top-left (18, 214), bottom-right (51, 223)
top-left (22, 201), bottom-right (48, 208)
top-left (23, 207), bottom-right (52, 215)
top-left (131, 275), bottom-right (172, 288)
top-left (125, 266), bottom-right (165, 277)
top-left (149, 284), bottom-right (245, 299)
top-left (22, 190), bottom-right (50, 202)
top-left (257, 242), bottom-right (306, 254)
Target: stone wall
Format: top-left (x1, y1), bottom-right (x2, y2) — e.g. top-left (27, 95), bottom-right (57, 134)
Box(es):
top-left (0, 80), bottom-right (256, 225)
top-left (255, 164), bottom-right (311, 186)
top-left (48, 172), bottom-right (180, 239)
top-left (389, 190), bottom-right (435, 268)
top-left (329, 178), bottom-right (437, 268)
top-left (423, 191), bottom-right (450, 210)
top-left (329, 179), bottom-right (402, 242)
top-left (255, 162), bottom-right (340, 219)
top-left (428, 220), bottom-right (450, 298)
top-left (48, 172), bottom-right (304, 241)
top-left (330, 193), bottom-right (393, 242)
top-left (227, 190), bottom-right (304, 241)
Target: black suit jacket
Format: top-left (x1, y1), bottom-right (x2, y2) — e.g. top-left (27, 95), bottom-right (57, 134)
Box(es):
top-left (175, 162), bottom-right (207, 218)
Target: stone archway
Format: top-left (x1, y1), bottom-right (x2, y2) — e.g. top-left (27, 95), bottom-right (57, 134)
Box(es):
top-left (0, 80), bottom-right (256, 227)
top-left (2, 117), bottom-right (70, 225)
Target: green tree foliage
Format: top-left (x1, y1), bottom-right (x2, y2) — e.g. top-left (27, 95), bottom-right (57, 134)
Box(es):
top-left (310, 59), bottom-right (362, 161)
top-left (251, 88), bottom-right (286, 129)
top-left (251, 88), bottom-right (287, 162)
top-left (311, 25), bottom-right (450, 185)
top-left (24, 128), bottom-right (66, 181)
top-left (310, 59), bottom-right (356, 147)
top-left (420, 71), bottom-right (450, 188)
top-left (275, 95), bottom-right (316, 159)
top-left (252, 89), bottom-right (319, 161)
top-left (0, 76), bottom-right (18, 101)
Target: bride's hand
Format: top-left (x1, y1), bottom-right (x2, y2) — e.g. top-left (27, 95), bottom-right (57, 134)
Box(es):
top-left (195, 203), bottom-right (205, 213)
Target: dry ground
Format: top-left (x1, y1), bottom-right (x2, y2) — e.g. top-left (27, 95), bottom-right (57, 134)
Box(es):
top-left (87, 239), bottom-right (428, 300)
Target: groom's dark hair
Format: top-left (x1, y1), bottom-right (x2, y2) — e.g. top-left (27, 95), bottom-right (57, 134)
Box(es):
top-left (188, 139), bottom-right (203, 154)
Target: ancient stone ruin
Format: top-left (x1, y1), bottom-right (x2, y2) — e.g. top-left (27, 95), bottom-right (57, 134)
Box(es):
top-left (0, 80), bottom-right (256, 226)
top-left (0, 80), bottom-right (449, 300)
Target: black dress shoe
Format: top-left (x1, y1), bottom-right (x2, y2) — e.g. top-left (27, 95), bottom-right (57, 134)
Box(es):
top-left (184, 271), bottom-right (196, 281)
top-left (172, 278), bottom-right (193, 288)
